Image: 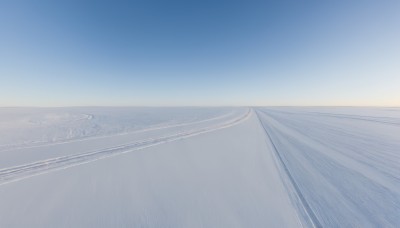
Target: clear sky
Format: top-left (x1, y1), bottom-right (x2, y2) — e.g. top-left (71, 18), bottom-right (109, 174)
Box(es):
top-left (1, 0), bottom-right (399, 106)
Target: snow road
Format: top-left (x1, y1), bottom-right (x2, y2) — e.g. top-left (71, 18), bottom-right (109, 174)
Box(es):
top-left (0, 107), bottom-right (399, 227)
top-left (0, 108), bottom-right (301, 227)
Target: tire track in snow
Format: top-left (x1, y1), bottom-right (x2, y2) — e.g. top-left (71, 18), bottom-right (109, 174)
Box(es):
top-left (255, 110), bottom-right (323, 228)
top-left (257, 109), bottom-right (400, 227)
top-left (261, 108), bottom-right (400, 126)
top-left (0, 109), bottom-right (251, 186)
top-left (0, 110), bottom-right (238, 152)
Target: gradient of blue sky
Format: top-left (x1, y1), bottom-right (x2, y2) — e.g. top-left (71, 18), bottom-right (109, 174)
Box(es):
top-left (1, 0), bottom-right (399, 106)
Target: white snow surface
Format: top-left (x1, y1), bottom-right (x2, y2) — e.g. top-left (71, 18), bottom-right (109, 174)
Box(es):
top-left (256, 107), bottom-right (400, 227)
top-left (0, 107), bottom-right (399, 227)
top-left (0, 107), bottom-right (237, 151)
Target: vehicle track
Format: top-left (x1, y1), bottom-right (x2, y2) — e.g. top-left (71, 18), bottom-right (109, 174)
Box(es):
top-left (255, 110), bottom-right (323, 228)
top-left (0, 109), bottom-right (251, 186)
top-left (0, 110), bottom-right (238, 152)
top-left (261, 108), bottom-right (400, 126)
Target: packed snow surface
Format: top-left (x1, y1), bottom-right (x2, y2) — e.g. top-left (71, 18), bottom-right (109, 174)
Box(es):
top-left (0, 107), bottom-right (399, 227)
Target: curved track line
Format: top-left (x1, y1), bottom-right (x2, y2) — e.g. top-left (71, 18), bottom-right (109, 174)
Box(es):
top-left (0, 109), bottom-right (251, 186)
top-left (0, 110), bottom-right (237, 152)
top-left (255, 110), bottom-right (323, 228)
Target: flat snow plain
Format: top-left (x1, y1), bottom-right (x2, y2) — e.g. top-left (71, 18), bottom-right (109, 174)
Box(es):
top-left (0, 107), bottom-right (399, 227)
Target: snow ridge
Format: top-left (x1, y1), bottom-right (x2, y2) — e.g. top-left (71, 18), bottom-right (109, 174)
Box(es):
top-left (255, 110), bottom-right (322, 228)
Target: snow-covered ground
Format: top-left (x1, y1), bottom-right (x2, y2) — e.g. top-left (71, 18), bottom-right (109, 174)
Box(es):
top-left (0, 107), bottom-right (399, 227)
top-left (256, 107), bottom-right (400, 227)
top-left (0, 107), bottom-right (237, 151)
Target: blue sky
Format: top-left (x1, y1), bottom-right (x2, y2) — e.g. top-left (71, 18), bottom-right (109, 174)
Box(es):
top-left (1, 0), bottom-right (399, 106)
